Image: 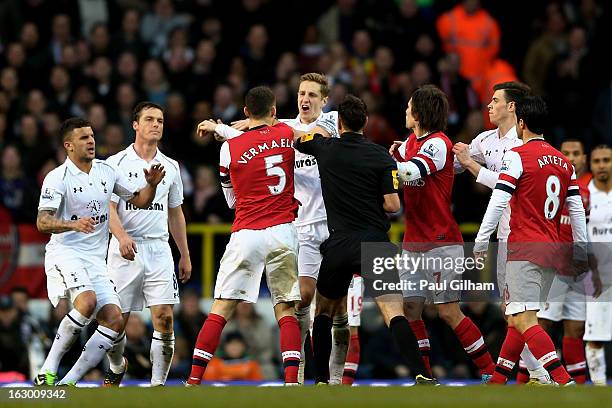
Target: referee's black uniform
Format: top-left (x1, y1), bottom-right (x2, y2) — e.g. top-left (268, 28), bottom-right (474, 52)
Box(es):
top-left (294, 131), bottom-right (399, 299)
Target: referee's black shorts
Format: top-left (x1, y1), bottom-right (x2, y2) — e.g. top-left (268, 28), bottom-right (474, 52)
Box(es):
top-left (317, 229), bottom-right (401, 300)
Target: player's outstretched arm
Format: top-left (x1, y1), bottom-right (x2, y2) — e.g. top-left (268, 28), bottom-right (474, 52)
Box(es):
top-left (109, 201), bottom-right (137, 261)
top-left (36, 209), bottom-right (95, 234)
top-left (128, 164), bottom-right (165, 209)
top-left (169, 205), bottom-right (192, 283)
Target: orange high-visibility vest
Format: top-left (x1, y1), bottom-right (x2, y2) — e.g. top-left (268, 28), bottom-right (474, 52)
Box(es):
top-left (437, 5), bottom-right (500, 93)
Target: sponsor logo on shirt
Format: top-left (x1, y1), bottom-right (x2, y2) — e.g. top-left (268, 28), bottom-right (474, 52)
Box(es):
top-left (125, 202), bottom-right (165, 211)
top-left (404, 179), bottom-right (425, 187)
top-left (295, 157), bottom-right (317, 169)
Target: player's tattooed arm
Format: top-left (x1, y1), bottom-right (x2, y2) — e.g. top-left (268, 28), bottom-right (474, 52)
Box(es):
top-left (36, 209), bottom-right (95, 234)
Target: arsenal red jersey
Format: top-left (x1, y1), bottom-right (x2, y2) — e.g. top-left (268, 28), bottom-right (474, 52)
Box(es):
top-left (495, 138), bottom-right (580, 267)
top-left (394, 132), bottom-right (463, 251)
top-left (559, 174), bottom-right (590, 242)
top-left (219, 123), bottom-right (298, 232)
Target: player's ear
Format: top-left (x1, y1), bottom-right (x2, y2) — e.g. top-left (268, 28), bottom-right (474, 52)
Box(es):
top-left (243, 106), bottom-right (249, 118)
top-left (270, 105), bottom-right (277, 118)
top-left (507, 101), bottom-right (515, 113)
top-left (322, 95), bottom-right (329, 106)
top-left (132, 120), bottom-right (138, 132)
top-left (363, 116), bottom-right (368, 132)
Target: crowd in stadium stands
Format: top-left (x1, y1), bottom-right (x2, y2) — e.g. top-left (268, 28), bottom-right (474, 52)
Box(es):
top-left (0, 0), bottom-right (610, 381)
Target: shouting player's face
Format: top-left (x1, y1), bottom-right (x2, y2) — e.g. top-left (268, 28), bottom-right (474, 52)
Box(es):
top-left (65, 126), bottom-right (95, 163)
top-left (591, 148), bottom-right (612, 183)
top-left (488, 89), bottom-right (512, 126)
top-left (561, 141), bottom-right (587, 175)
top-left (134, 107), bottom-right (164, 143)
top-left (298, 81), bottom-right (327, 124)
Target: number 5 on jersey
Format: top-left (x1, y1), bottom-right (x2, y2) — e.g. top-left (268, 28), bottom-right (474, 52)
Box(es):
top-left (265, 154), bottom-right (286, 195)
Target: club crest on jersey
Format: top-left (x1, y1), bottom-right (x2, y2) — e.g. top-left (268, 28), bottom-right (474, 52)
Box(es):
top-left (423, 143), bottom-right (439, 158)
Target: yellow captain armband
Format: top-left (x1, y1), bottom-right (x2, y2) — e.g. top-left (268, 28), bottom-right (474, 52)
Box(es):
top-left (300, 133), bottom-right (315, 143)
top-left (392, 170), bottom-right (399, 189)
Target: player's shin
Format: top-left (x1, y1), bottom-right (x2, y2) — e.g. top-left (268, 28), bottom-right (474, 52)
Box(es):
top-left (187, 313), bottom-right (226, 385)
top-left (57, 325), bottom-right (118, 385)
top-left (39, 309), bottom-right (91, 377)
top-left (454, 317), bottom-right (494, 376)
top-left (295, 305), bottom-right (311, 384)
top-left (489, 327), bottom-right (524, 384)
top-left (519, 344), bottom-right (551, 383)
top-left (151, 331), bottom-right (175, 386)
top-left (409, 320), bottom-right (433, 377)
top-left (523, 325), bottom-right (571, 385)
top-left (279, 315), bottom-right (301, 384)
top-left (312, 314), bottom-right (333, 383)
top-left (585, 343), bottom-right (607, 385)
top-left (388, 316), bottom-right (428, 378)
top-left (329, 314), bottom-right (349, 384)
top-left (106, 331), bottom-right (126, 374)
top-left (342, 332), bottom-right (360, 385)
top-left (562, 337), bottom-right (587, 384)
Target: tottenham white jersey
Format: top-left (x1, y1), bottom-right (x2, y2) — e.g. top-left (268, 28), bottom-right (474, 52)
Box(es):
top-left (588, 181), bottom-right (612, 284)
top-left (106, 144), bottom-right (183, 240)
top-left (280, 111), bottom-right (339, 226)
top-left (38, 158), bottom-right (137, 259)
top-left (455, 126), bottom-right (522, 239)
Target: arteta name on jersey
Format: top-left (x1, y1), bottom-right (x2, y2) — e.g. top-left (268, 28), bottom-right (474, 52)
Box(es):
top-left (537, 154), bottom-right (570, 170)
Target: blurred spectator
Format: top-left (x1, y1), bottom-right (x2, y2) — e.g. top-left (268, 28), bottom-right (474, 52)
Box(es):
top-left (523, 7), bottom-right (567, 96)
top-left (362, 91), bottom-right (398, 147)
top-left (176, 288), bottom-right (207, 352)
top-left (50, 14), bottom-right (73, 64)
top-left (224, 303), bottom-right (277, 380)
top-left (15, 114), bottom-right (53, 180)
top-left (212, 84), bottom-right (240, 124)
top-left (89, 56), bottom-right (114, 105)
top-left (240, 25), bottom-right (274, 87)
top-left (140, 0), bottom-right (189, 57)
top-left (0, 296), bottom-right (29, 376)
top-left (317, 0), bottom-right (364, 48)
top-left (141, 59), bottom-right (169, 107)
top-left (124, 314), bottom-right (152, 380)
top-left (349, 30), bottom-right (374, 75)
top-left (88, 23), bottom-right (111, 59)
top-left (437, 53), bottom-right (479, 136)
top-left (87, 103), bottom-right (108, 135)
top-left (436, 0), bottom-right (501, 100)
top-left (204, 331), bottom-right (263, 381)
top-left (187, 165), bottom-right (233, 224)
top-left (117, 51), bottom-right (140, 85)
top-left (47, 66), bottom-right (72, 116)
top-left (298, 25), bottom-right (325, 72)
top-left (97, 123), bottom-right (127, 159)
top-left (110, 82), bottom-right (139, 142)
top-left (163, 27), bottom-right (194, 89)
top-left (113, 8), bottom-right (148, 61)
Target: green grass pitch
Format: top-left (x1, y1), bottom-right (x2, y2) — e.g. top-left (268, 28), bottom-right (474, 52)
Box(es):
top-left (4, 386), bottom-right (612, 408)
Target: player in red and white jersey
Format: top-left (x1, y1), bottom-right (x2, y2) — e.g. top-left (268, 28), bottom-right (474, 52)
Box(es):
top-left (475, 96), bottom-right (588, 385)
top-left (537, 139), bottom-right (591, 383)
top-left (186, 87), bottom-right (303, 386)
top-left (390, 85), bottom-right (495, 381)
top-left (583, 145), bottom-right (612, 385)
top-left (454, 82), bottom-right (553, 385)
top-left (200, 74), bottom-right (350, 384)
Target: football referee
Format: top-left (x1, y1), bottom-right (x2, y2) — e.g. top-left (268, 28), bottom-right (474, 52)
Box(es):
top-left (294, 95), bottom-right (435, 385)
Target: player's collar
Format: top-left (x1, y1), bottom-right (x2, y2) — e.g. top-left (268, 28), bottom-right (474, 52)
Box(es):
top-left (126, 143), bottom-right (160, 163)
top-left (416, 131), bottom-right (435, 140)
top-left (525, 137), bottom-right (546, 143)
top-left (65, 157), bottom-right (97, 175)
top-left (499, 126), bottom-right (518, 140)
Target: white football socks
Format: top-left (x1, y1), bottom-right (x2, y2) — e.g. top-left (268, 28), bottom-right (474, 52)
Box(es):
top-left (329, 314), bottom-right (349, 385)
top-left (40, 309), bottom-right (91, 375)
top-left (586, 344), bottom-right (607, 385)
top-left (150, 331), bottom-right (175, 386)
top-left (107, 331), bottom-right (127, 374)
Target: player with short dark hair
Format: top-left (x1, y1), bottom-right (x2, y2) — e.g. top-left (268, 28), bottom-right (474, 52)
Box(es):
top-left (475, 96), bottom-right (587, 385)
top-left (186, 86), bottom-right (303, 386)
top-left (102, 101), bottom-right (191, 387)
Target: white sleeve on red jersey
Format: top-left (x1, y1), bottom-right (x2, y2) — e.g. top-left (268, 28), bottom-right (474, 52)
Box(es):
top-left (566, 171), bottom-right (588, 259)
top-left (215, 124), bottom-right (244, 140)
top-left (397, 137), bottom-right (447, 182)
top-left (392, 140), bottom-right (408, 162)
top-left (475, 150), bottom-right (523, 249)
top-left (219, 141), bottom-right (236, 209)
